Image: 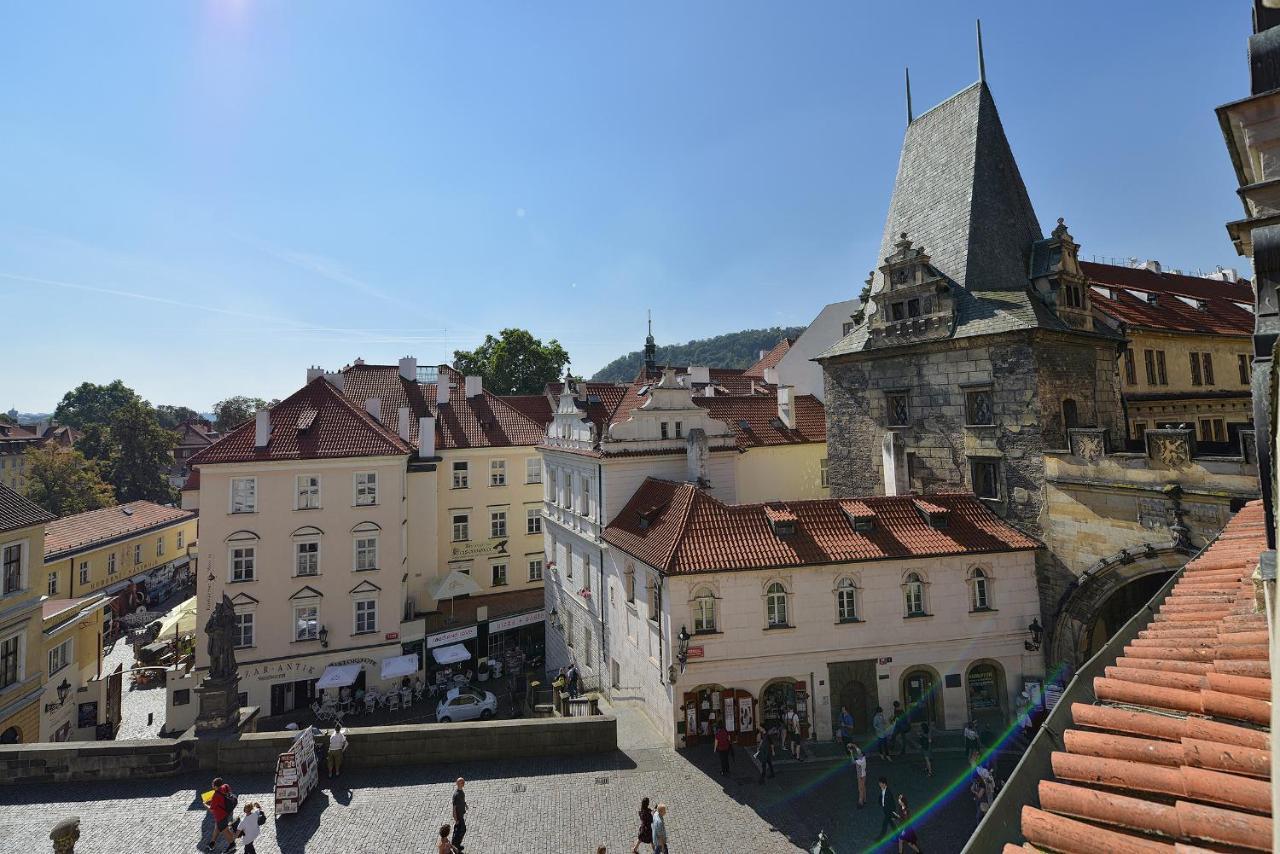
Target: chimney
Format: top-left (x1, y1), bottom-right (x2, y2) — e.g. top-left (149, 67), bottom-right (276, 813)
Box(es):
top-left (763, 367), bottom-right (779, 386)
top-left (758, 349), bottom-right (767, 361)
top-left (465, 375), bottom-right (483, 399)
top-left (397, 407), bottom-right (411, 442)
top-left (1140, 259), bottom-right (1162, 274)
top-left (365, 398), bottom-right (382, 423)
top-left (688, 366), bottom-right (710, 385)
top-left (704, 384), bottom-right (715, 397)
top-left (398, 356), bottom-right (417, 382)
top-left (777, 386), bottom-right (795, 429)
top-left (306, 365), bottom-right (325, 383)
top-left (254, 410), bottom-right (270, 449)
top-left (418, 416), bottom-right (436, 457)
top-left (436, 380), bottom-right (450, 406)
top-left (322, 371), bottom-right (345, 392)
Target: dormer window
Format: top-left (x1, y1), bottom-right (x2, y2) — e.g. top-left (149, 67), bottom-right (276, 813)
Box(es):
top-left (764, 504), bottom-right (797, 536)
top-left (840, 500), bottom-right (876, 534)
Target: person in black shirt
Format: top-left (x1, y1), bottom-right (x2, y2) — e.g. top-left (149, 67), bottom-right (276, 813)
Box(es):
top-left (451, 777), bottom-right (467, 851)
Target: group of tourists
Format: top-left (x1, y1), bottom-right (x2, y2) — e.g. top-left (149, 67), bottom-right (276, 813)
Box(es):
top-left (629, 796), bottom-right (670, 854)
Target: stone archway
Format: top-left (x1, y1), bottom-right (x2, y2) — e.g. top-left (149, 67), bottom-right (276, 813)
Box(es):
top-left (1049, 544), bottom-right (1189, 668)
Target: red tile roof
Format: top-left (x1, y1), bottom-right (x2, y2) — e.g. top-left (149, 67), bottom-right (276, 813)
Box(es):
top-left (188, 377), bottom-right (413, 466)
top-left (1082, 261), bottom-right (1255, 337)
top-left (44, 501), bottom-right (195, 559)
top-left (603, 479), bottom-right (1039, 574)
top-left (695, 394), bottom-right (825, 448)
top-left (502, 395), bottom-right (555, 428)
top-left (0, 482), bottom-right (56, 534)
top-left (181, 469), bottom-right (200, 491)
top-left (743, 338), bottom-right (794, 377)
top-left (1010, 500), bottom-right (1271, 854)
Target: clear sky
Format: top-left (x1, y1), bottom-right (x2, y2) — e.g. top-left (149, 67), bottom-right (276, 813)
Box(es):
top-left (0, 1), bottom-right (1251, 412)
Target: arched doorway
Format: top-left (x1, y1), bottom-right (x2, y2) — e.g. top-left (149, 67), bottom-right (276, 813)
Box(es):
top-left (965, 660), bottom-right (1007, 730)
top-left (1085, 572), bottom-right (1175, 658)
top-left (0, 726), bottom-right (20, 744)
top-left (761, 678), bottom-right (809, 739)
top-left (900, 667), bottom-right (942, 726)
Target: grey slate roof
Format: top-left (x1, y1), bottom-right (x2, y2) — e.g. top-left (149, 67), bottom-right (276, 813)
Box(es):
top-left (0, 482), bottom-right (55, 535)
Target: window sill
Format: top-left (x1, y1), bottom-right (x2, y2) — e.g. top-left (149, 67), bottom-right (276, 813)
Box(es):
top-left (291, 638), bottom-right (320, 644)
top-left (836, 618), bottom-right (864, 625)
top-left (452, 485), bottom-right (470, 490)
top-left (229, 510), bottom-right (257, 515)
top-left (227, 578), bottom-right (256, 584)
top-left (353, 503), bottom-right (380, 508)
top-left (903, 612), bottom-right (933, 620)
top-left (354, 567), bottom-right (380, 573)
top-left (351, 630), bottom-right (378, 637)
top-left (764, 624), bottom-right (795, 631)
top-left (490, 483), bottom-right (507, 488)
top-left (969, 607), bottom-right (998, 614)
top-left (294, 507), bottom-right (322, 512)
top-left (293, 574), bottom-right (321, 580)
top-left (492, 582), bottom-right (508, 587)
top-left (692, 629), bottom-right (721, 637)
top-left (963, 423), bottom-right (996, 430)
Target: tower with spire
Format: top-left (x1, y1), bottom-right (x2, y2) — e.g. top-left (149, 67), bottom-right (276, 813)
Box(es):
top-left (643, 310), bottom-right (657, 375)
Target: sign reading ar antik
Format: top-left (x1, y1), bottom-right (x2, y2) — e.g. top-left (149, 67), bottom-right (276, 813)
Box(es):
top-left (450, 537), bottom-right (509, 560)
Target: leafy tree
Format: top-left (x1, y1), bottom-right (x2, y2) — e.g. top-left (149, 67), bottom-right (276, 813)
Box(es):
top-left (453, 328), bottom-right (570, 395)
top-left (212, 396), bottom-right (268, 432)
top-left (155, 404), bottom-right (202, 430)
top-left (0, 412), bottom-right (13, 425)
top-left (590, 326), bottom-right (806, 382)
top-left (106, 399), bottom-right (177, 504)
top-left (53, 380), bottom-right (142, 429)
top-left (75, 423), bottom-right (115, 463)
top-left (22, 445), bottom-right (114, 516)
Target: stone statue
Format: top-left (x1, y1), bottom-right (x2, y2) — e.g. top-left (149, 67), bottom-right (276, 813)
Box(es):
top-left (205, 594), bottom-right (238, 681)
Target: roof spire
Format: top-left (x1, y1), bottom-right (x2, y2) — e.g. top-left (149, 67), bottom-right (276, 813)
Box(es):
top-left (644, 310), bottom-right (657, 374)
top-left (976, 19), bottom-right (986, 84)
top-left (905, 67), bottom-right (913, 124)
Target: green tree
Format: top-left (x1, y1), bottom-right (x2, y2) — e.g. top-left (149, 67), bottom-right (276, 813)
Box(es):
top-left (53, 380), bottom-right (142, 429)
top-left (453, 328), bottom-right (570, 395)
top-left (155, 404), bottom-right (201, 430)
top-left (212, 396), bottom-right (268, 432)
top-left (75, 423), bottom-right (115, 463)
top-left (590, 326), bottom-right (807, 382)
top-left (22, 445), bottom-right (115, 516)
top-left (106, 399), bottom-right (177, 504)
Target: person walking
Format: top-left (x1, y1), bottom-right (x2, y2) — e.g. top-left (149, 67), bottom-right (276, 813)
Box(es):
top-left (233, 802), bottom-right (267, 854)
top-left (873, 707), bottom-right (891, 762)
top-left (850, 744), bottom-right (868, 808)
top-left (451, 777), bottom-right (468, 851)
top-left (652, 803), bottom-right (669, 854)
top-left (970, 772), bottom-right (989, 826)
top-left (786, 708), bottom-right (804, 761)
top-left (877, 777), bottom-right (899, 839)
top-left (437, 824), bottom-right (454, 854)
top-left (566, 662), bottom-right (581, 699)
top-left (837, 706), bottom-right (854, 748)
top-left (204, 777), bottom-right (237, 852)
top-left (963, 720), bottom-right (980, 760)
top-left (896, 794), bottom-right (922, 853)
top-left (327, 726), bottom-right (348, 778)
top-left (918, 721), bottom-right (934, 778)
top-left (890, 701), bottom-right (907, 756)
top-left (713, 724), bottom-right (733, 776)
top-left (630, 797), bottom-right (653, 854)
top-left (755, 726), bottom-right (776, 782)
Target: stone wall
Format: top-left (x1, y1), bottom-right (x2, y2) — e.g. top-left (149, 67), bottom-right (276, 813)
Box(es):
top-left (0, 735), bottom-right (199, 784)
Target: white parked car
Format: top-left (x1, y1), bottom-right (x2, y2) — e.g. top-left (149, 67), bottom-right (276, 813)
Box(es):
top-left (435, 686), bottom-right (498, 723)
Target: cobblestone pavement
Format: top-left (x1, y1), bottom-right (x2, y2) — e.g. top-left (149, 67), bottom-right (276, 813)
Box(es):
top-left (102, 638), bottom-right (168, 739)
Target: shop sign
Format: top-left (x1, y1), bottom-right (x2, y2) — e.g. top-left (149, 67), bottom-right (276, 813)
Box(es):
top-left (330, 656), bottom-right (377, 669)
top-left (488, 609), bottom-right (545, 634)
top-left (450, 537), bottom-right (510, 560)
top-left (243, 661), bottom-right (320, 681)
top-left (384, 632), bottom-right (400, 641)
top-left (685, 646), bottom-right (704, 660)
top-left (877, 657), bottom-right (893, 666)
top-left (427, 624), bottom-right (478, 649)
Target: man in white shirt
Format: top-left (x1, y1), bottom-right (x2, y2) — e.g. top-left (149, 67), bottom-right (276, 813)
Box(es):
top-left (327, 727), bottom-right (348, 777)
top-left (234, 802), bottom-right (267, 854)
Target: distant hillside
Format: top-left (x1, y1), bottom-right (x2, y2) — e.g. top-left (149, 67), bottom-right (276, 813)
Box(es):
top-left (591, 326), bottom-right (806, 382)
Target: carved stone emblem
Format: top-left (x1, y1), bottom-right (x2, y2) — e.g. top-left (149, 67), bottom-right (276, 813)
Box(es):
top-left (1068, 429), bottom-right (1105, 463)
top-left (1146, 431), bottom-right (1193, 469)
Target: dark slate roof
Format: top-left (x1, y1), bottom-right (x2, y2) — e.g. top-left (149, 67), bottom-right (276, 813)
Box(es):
top-left (0, 482), bottom-right (56, 534)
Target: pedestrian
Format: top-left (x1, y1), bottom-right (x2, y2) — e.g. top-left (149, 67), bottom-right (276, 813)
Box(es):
top-left (233, 802), bottom-right (267, 854)
top-left (630, 797), bottom-right (653, 854)
top-left (977, 762), bottom-right (996, 811)
top-left (850, 744), bottom-right (867, 808)
top-left (755, 726), bottom-right (776, 782)
top-left (451, 777), bottom-right (468, 851)
top-left (873, 707), bottom-right (891, 762)
top-left (896, 794), bottom-right (922, 853)
top-left (327, 726), bottom-right (347, 778)
top-left (890, 701), bottom-right (907, 756)
top-left (963, 720), bottom-right (980, 759)
top-left (837, 705), bottom-right (853, 748)
top-left (714, 723), bottom-right (733, 776)
top-left (919, 721), bottom-right (933, 778)
top-left (567, 662), bottom-right (581, 698)
top-left (203, 776), bottom-right (237, 852)
top-left (786, 708), bottom-right (805, 760)
top-left (970, 772), bottom-right (988, 826)
top-left (652, 803), bottom-right (669, 854)
top-left (877, 776), bottom-right (898, 839)
top-left (437, 824), bottom-right (453, 854)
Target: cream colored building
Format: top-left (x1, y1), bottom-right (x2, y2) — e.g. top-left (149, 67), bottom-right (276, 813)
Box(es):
top-left (0, 423), bottom-right (40, 493)
top-left (602, 479), bottom-right (1042, 746)
top-left (39, 593), bottom-right (108, 742)
top-left (0, 485), bottom-right (56, 744)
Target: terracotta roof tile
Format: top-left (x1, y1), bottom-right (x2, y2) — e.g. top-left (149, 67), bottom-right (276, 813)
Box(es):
top-left (44, 501), bottom-right (195, 559)
top-left (1015, 500), bottom-right (1272, 853)
top-left (181, 469), bottom-right (200, 491)
top-left (1083, 261), bottom-right (1255, 337)
top-left (743, 338), bottom-right (794, 377)
top-left (0, 482), bottom-right (56, 534)
top-left (502, 394), bottom-right (555, 428)
top-left (696, 394), bottom-right (825, 448)
top-left (604, 479), bottom-right (1038, 574)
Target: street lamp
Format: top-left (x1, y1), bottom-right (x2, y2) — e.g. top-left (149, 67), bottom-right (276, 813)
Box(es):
top-left (318, 625), bottom-right (329, 648)
top-left (676, 625), bottom-right (691, 672)
top-left (44, 678), bottom-right (71, 713)
top-left (549, 609), bottom-right (563, 631)
top-left (1025, 618), bottom-right (1043, 652)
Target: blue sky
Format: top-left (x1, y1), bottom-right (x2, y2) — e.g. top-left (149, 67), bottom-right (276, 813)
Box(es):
top-left (0, 1), bottom-right (1249, 411)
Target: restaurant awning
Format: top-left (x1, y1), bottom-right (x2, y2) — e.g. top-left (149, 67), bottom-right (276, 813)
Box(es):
top-left (157, 597), bottom-right (197, 639)
top-left (380, 653), bottom-right (420, 680)
top-left (315, 663), bottom-right (363, 689)
top-left (431, 643), bottom-right (471, 666)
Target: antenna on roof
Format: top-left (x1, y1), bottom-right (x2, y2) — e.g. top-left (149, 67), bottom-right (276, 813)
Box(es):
top-left (905, 67), bottom-right (913, 124)
top-left (976, 19), bottom-right (986, 84)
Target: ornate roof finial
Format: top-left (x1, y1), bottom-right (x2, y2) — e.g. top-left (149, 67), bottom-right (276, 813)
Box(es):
top-left (977, 19), bottom-right (986, 84)
top-left (905, 67), bottom-right (913, 124)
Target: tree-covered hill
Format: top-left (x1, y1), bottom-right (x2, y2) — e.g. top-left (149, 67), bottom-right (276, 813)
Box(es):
top-left (590, 326), bottom-right (805, 382)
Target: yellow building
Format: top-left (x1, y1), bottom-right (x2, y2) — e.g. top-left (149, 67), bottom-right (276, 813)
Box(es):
top-left (38, 593), bottom-right (108, 741)
top-left (0, 484), bottom-right (56, 745)
top-left (43, 502), bottom-right (197, 628)
top-left (1085, 261), bottom-right (1254, 446)
top-left (0, 423), bottom-right (41, 493)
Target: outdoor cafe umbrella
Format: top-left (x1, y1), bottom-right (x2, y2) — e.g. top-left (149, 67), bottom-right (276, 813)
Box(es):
top-left (430, 570), bottom-right (483, 619)
top-left (157, 596), bottom-right (197, 640)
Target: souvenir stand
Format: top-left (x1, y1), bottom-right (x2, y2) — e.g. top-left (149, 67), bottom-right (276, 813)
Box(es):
top-left (274, 727), bottom-right (318, 815)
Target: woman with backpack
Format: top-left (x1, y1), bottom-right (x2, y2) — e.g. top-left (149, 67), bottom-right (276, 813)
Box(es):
top-left (204, 777), bottom-right (237, 852)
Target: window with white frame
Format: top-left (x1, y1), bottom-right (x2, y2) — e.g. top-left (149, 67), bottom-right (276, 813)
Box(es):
top-left (176, 530), bottom-right (185, 550)
top-left (107, 553), bottom-right (116, 574)
top-left (452, 513), bottom-right (469, 542)
top-left (354, 472), bottom-right (378, 506)
top-left (970, 567), bottom-right (991, 611)
top-left (491, 563), bottom-right (508, 586)
top-left (47, 572), bottom-right (57, 596)
top-left (692, 589), bottom-right (716, 633)
top-left (132, 544), bottom-right (142, 566)
top-left (836, 578), bottom-right (860, 622)
top-left (490, 459), bottom-right (506, 487)
top-left (581, 475), bottom-right (594, 519)
top-left (78, 561), bottom-right (89, 586)
top-left (452, 460), bottom-right (470, 489)
top-left (904, 572), bottom-right (926, 616)
top-left (156, 536), bottom-right (165, 557)
top-left (490, 510), bottom-right (507, 538)
top-left (547, 467), bottom-right (557, 503)
top-left (766, 582), bottom-right (789, 627)
top-left (526, 507), bottom-right (541, 535)
top-left (820, 458), bottom-right (830, 488)
top-left (293, 603), bottom-right (319, 641)
top-left (296, 475), bottom-right (321, 510)
top-left (648, 575), bottom-right (660, 622)
top-left (233, 610), bottom-right (254, 648)
top-left (354, 536), bottom-right (378, 571)
top-left (525, 457), bottom-right (542, 484)
top-left (230, 477), bottom-right (256, 513)
top-left (48, 638), bottom-right (72, 675)
top-left (527, 557), bottom-right (543, 582)
top-left (354, 598), bottom-right (377, 634)
top-left (0, 631), bottom-right (21, 688)
top-left (230, 546), bottom-right (256, 582)
top-left (295, 541), bottom-right (319, 577)
top-left (626, 565), bottom-right (636, 603)
top-left (3, 542), bottom-right (25, 597)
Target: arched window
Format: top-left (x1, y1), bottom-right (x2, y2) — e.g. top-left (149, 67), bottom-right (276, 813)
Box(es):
top-left (836, 578), bottom-right (859, 623)
top-left (970, 568), bottom-right (990, 611)
top-left (625, 564), bottom-right (636, 603)
top-left (903, 572), bottom-right (926, 616)
top-left (692, 589), bottom-right (717, 633)
top-left (766, 582), bottom-right (789, 627)
top-left (648, 574), bottom-right (661, 623)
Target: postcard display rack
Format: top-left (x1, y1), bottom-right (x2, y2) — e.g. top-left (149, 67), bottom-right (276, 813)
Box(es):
top-left (274, 727), bottom-right (318, 815)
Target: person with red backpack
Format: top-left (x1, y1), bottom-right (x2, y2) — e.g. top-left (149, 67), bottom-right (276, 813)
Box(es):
top-left (205, 777), bottom-right (238, 852)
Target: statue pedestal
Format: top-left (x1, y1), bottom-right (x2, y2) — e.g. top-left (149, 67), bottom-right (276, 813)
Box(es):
top-left (195, 675), bottom-right (241, 732)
